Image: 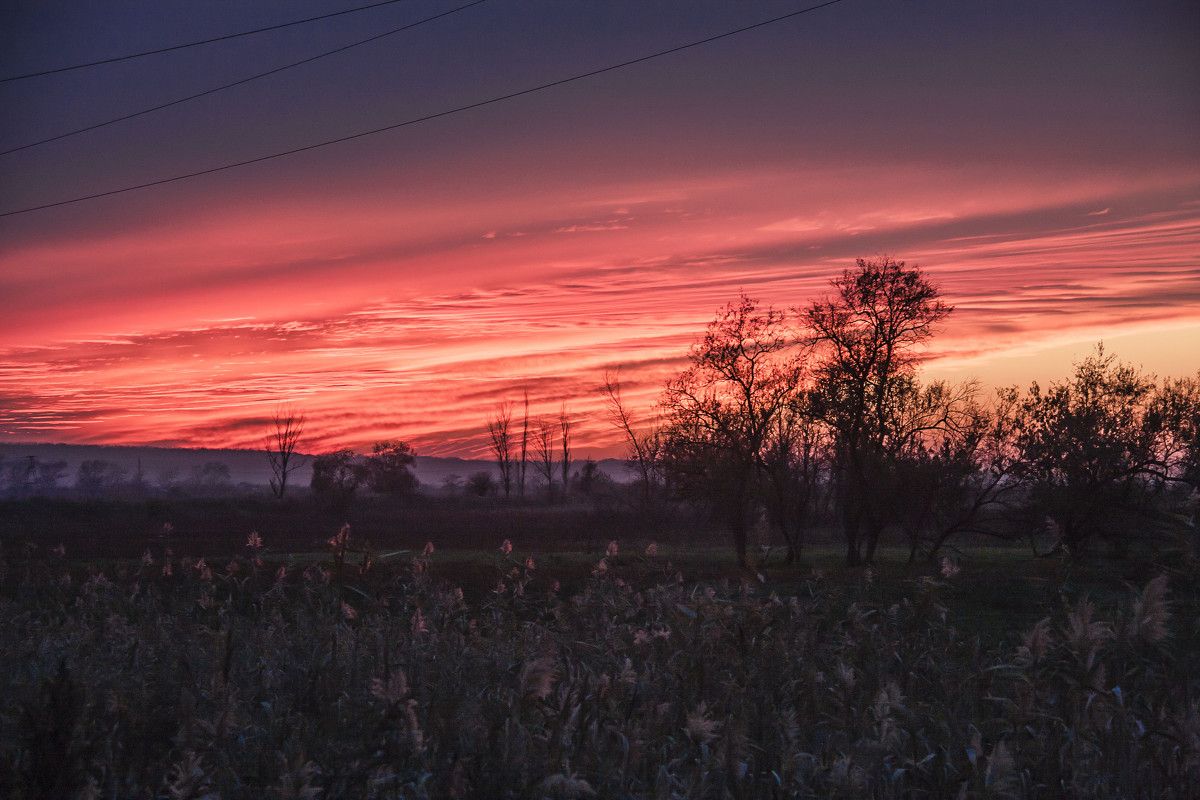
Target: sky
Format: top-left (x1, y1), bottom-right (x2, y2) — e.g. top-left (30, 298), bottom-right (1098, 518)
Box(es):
top-left (1, 0), bottom-right (1198, 459)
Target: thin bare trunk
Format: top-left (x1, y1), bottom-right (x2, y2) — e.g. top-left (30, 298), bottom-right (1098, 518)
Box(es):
top-left (602, 371), bottom-right (657, 506)
top-left (533, 417), bottom-right (555, 502)
top-left (487, 402), bottom-right (514, 499)
top-left (559, 405), bottom-right (572, 501)
top-left (519, 391), bottom-right (529, 500)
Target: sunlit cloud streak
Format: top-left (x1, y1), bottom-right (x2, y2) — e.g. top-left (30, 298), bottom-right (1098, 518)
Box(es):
top-left (3, 170), bottom-right (1197, 457)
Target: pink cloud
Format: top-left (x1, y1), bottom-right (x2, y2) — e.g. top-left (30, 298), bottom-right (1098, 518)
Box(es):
top-left (3, 156), bottom-right (1197, 456)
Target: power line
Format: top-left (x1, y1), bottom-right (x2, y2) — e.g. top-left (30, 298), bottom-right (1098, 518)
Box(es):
top-left (0, 0), bottom-right (847, 219)
top-left (1, 0), bottom-right (490, 157)
top-left (0, 0), bottom-right (413, 83)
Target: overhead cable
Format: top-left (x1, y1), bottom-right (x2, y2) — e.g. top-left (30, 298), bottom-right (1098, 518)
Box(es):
top-left (0, 0), bottom-right (412, 83)
top-left (1, 0), bottom-right (490, 156)
top-left (0, 0), bottom-right (846, 219)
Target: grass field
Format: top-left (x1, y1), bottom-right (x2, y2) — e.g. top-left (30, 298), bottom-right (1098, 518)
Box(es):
top-left (2, 508), bottom-right (1198, 798)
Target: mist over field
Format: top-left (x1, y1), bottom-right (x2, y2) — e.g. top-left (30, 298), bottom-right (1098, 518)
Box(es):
top-left (0, 442), bottom-right (633, 492)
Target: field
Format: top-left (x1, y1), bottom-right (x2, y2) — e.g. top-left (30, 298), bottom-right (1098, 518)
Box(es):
top-left (1, 499), bottom-right (1198, 798)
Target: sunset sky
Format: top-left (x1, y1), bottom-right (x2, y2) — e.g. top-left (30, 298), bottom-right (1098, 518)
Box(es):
top-left (2, 0), bottom-right (1198, 458)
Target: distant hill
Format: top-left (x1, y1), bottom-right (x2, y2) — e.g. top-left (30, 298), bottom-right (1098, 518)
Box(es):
top-left (0, 442), bottom-right (633, 491)
top-left (0, 443), bottom-right (283, 489)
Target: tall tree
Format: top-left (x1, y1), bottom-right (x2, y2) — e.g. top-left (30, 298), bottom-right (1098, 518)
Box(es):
top-left (803, 257), bottom-right (953, 566)
top-left (533, 417), bottom-right (556, 500)
top-left (487, 402), bottom-right (515, 499)
top-left (265, 404), bottom-right (305, 498)
top-left (519, 391), bottom-right (530, 500)
top-left (559, 404), bottom-right (573, 500)
top-left (661, 296), bottom-right (806, 567)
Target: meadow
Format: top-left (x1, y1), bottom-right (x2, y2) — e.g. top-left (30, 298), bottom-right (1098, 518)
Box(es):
top-left (1, 501), bottom-right (1197, 799)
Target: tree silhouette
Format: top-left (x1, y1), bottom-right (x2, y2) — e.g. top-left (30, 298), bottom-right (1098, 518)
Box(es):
top-left (366, 441), bottom-right (418, 497)
top-left (310, 450), bottom-right (366, 515)
top-left (1015, 345), bottom-right (1163, 552)
top-left (265, 404), bottom-right (305, 498)
top-left (661, 296), bottom-right (806, 567)
top-left (1, 456), bottom-right (66, 499)
top-left (559, 405), bottom-right (573, 501)
top-left (760, 390), bottom-right (831, 563)
top-left (803, 257), bottom-right (953, 566)
top-left (34, 459), bottom-right (68, 496)
top-left (519, 391), bottom-right (530, 500)
top-left (533, 417), bottom-right (556, 501)
top-left (885, 382), bottom-right (1010, 562)
top-left (487, 402), bottom-right (515, 498)
top-left (76, 460), bottom-right (126, 500)
top-left (603, 370), bottom-right (665, 510)
top-left (1147, 371), bottom-right (1200, 495)
top-left (188, 461), bottom-right (232, 495)
top-left (467, 470), bottom-right (495, 497)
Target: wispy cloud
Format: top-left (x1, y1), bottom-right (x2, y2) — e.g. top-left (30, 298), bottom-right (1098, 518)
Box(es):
top-left (3, 161), bottom-right (1197, 456)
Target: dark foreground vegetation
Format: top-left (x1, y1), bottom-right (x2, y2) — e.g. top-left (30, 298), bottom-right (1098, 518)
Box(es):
top-left (1, 523), bottom-right (1197, 799)
top-left (0, 493), bottom-right (703, 563)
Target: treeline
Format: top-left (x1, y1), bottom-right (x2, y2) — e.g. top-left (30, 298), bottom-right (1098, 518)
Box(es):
top-left (0, 457), bottom-right (241, 501)
top-left (300, 441), bottom-right (613, 512)
top-left (306, 441), bottom-right (418, 513)
top-left (603, 257), bottom-right (1199, 567)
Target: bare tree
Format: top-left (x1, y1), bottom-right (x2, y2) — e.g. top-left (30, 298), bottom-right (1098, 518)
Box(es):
top-left (519, 391), bottom-right (530, 500)
top-left (559, 404), bottom-right (573, 500)
top-left (533, 417), bottom-right (556, 501)
top-left (266, 404), bottom-right (305, 498)
top-left (602, 369), bottom-right (664, 506)
top-left (487, 401), bottom-right (515, 499)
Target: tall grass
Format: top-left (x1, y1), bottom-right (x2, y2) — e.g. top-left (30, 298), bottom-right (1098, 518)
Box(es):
top-left (1, 532), bottom-right (1196, 798)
